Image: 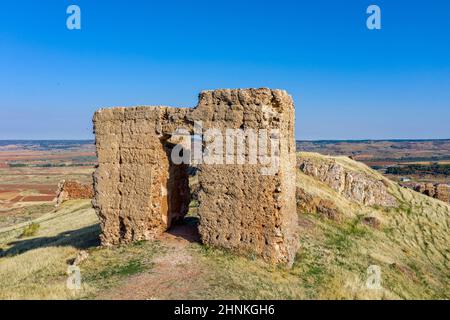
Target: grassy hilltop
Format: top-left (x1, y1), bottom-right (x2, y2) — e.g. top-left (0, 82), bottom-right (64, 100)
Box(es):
top-left (0, 153), bottom-right (448, 299)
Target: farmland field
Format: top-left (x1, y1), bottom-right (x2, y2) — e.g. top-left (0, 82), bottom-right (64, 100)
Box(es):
top-left (2, 139), bottom-right (449, 220)
top-left (297, 140), bottom-right (450, 185)
top-left (0, 141), bottom-right (95, 227)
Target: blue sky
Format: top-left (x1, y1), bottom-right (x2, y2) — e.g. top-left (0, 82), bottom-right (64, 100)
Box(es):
top-left (0, 0), bottom-right (449, 140)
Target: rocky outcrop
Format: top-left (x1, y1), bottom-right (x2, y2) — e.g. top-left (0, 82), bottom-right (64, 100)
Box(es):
top-left (412, 183), bottom-right (450, 203)
top-left (93, 88), bottom-right (298, 266)
top-left (436, 184), bottom-right (450, 203)
top-left (56, 180), bottom-right (94, 206)
top-left (362, 216), bottom-right (381, 229)
top-left (296, 187), bottom-right (342, 221)
top-left (298, 156), bottom-right (397, 207)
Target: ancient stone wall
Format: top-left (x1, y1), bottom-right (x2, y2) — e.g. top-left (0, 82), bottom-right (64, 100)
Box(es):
top-left (93, 88), bottom-right (298, 266)
top-left (93, 107), bottom-right (190, 245)
top-left (192, 89), bottom-right (298, 266)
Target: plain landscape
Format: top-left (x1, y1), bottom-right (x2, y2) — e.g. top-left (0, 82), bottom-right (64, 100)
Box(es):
top-left (297, 139), bottom-right (450, 183)
top-left (0, 140), bottom-right (448, 299)
top-left (1, 0), bottom-right (449, 306)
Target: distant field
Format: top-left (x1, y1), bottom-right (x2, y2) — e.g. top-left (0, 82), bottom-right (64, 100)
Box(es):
top-left (0, 154), bottom-right (448, 299)
top-left (403, 160), bottom-right (450, 165)
top-left (2, 139), bottom-right (449, 215)
top-left (297, 139), bottom-right (450, 160)
top-left (0, 141), bottom-right (95, 215)
top-left (297, 139), bottom-right (450, 185)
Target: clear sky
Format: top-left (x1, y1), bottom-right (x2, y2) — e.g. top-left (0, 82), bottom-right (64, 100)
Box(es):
top-left (0, 0), bottom-right (449, 140)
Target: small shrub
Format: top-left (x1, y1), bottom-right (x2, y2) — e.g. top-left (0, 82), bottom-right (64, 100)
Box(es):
top-left (20, 223), bottom-right (40, 238)
top-left (9, 163), bottom-right (27, 168)
top-left (189, 200), bottom-right (198, 208)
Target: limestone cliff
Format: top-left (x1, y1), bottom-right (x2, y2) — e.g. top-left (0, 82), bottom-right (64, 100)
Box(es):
top-left (298, 153), bottom-right (397, 207)
top-left (412, 183), bottom-right (450, 203)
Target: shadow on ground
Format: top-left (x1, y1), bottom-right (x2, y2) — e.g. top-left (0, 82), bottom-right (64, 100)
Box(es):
top-left (1, 216), bottom-right (200, 258)
top-left (167, 217), bottom-right (201, 243)
top-left (0, 224), bottom-right (101, 257)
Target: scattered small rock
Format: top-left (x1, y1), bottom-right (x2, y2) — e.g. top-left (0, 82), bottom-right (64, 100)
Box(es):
top-left (73, 250), bottom-right (89, 266)
top-left (296, 187), bottom-right (342, 222)
top-left (362, 216), bottom-right (381, 229)
top-left (390, 262), bottom-right (419, 283)
top-left (316, 199), bottom-right (342, 222)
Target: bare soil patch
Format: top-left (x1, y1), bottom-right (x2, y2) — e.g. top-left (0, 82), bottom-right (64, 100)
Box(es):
top-left (97, 223), bottom-right (207, 300)
top-left (22, 195), bottom-right (55, 202)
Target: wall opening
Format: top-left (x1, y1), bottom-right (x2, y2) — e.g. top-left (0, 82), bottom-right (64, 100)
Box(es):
top-left (160, 135), bottom-right (200, 243)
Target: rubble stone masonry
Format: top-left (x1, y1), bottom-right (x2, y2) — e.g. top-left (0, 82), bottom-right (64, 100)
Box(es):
top-left (93, 88), bottom-right (298, 266)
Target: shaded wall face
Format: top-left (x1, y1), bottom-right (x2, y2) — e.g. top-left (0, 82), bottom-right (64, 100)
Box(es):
top-left (93, 107), bottom-right (191, 245)
top-left (93, 88), bottom-right (298, 266)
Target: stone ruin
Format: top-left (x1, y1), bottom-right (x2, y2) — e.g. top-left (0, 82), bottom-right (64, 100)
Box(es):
top-left (93, 88), bottom-right (298, 266)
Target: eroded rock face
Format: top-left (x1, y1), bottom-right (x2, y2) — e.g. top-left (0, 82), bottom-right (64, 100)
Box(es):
top-left (298, 157), bottom-right (397, 207)
top-left (413, 183), bottom-right (450, 203)
top-left (93, 88), bottom-right (298, 266)
top-left (436, 184), bottom-right (450, 203)
top-left (362, 216), bottom-right (381, 229)
top-left (296, 187), bottom-right (342, 221)
top-left (56, 180), bottom-right (94, 206)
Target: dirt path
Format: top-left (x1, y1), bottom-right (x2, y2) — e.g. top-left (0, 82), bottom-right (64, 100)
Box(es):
top-left (97, 224), bottom-right (208, 300)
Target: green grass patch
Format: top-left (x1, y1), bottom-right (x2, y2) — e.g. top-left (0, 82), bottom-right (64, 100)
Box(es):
top-left (19, 222), bottom-right (40, 238)
top-left (98, 259), bottom-right (145, 278)
top-left (324, 218), bottom-right (369, 253)
top-left (80, 240), bottom-right (162, 296)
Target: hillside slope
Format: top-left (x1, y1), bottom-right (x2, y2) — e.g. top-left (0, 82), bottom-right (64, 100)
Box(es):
top-left (295, 152), bottom-right (449, 299)
top-left (0, 153), bottom-right (448, 299)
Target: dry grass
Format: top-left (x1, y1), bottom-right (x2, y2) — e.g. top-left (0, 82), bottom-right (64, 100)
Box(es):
top-left (0, 153), bottom-right (448, 299)
top-left (0, 200), bottom-right (161, 300)
top-left (19, 222), bottom-right (40, 238)
top-left (188, 154), bottom-right (449, 299)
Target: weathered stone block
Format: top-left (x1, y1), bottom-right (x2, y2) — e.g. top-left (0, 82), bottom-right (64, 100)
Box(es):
top-left (93, 88), bottom-right (298, 266)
